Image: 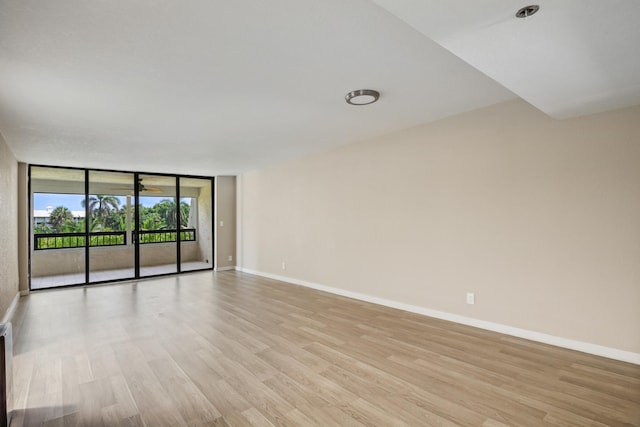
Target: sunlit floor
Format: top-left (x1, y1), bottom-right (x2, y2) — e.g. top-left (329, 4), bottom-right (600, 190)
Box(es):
top-left (9, 271), bottom-right (640, 426)
top-left (30, 261), bottom-right (212, 290)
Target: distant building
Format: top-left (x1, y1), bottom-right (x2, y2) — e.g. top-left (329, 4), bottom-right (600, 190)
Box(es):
top-left (33, 206), bottom-right (85, 226)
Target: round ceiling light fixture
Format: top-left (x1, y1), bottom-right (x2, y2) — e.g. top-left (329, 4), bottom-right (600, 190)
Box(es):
top-left (345, 89), bottom-right (380, 106)
top-left (516, 5), bottom-right (539, 18)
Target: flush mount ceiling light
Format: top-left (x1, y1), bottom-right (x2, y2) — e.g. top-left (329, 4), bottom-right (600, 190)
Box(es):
top-left (516, 5), bottom-right (539, 18)
top-left (345, 89), bottom-right (380, 106)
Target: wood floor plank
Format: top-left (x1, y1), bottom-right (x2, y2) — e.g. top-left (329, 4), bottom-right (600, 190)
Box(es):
top-left (240, 407), bottom-right (277, 427)
top-left (147, 357), bottom-right (222, 424)
top-left (9, 270), bottom-right (640, 426)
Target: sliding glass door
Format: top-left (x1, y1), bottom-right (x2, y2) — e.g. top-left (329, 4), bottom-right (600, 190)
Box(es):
top-left (138, 174), bottom-right (178, 277)
top-left (30, 166), bottom-right (86, 289)
top-left (88, 170), bottom-right (136, 283)
top-left (29, 165), bottom-right (214, 290)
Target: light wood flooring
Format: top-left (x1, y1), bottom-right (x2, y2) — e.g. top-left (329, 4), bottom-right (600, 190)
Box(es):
top-left (9, 271), bottom-right (640, 426)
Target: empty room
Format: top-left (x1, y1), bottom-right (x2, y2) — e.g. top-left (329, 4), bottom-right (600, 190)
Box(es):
top-left (0, 1), bottom-right (639, 426)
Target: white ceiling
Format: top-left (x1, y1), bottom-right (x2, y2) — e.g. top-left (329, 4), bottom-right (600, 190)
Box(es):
top-left (371, 0), bottom-right (640, 119)
top-left (0, 1), bottom-right (638, 176)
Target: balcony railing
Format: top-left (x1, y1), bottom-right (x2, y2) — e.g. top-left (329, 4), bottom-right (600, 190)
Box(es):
top-left (34, 231), bottom-right (126, 250)
top-left (34, 228), bottom-right (196, 250)
top-left (133, 229), bottom-right (196, 244)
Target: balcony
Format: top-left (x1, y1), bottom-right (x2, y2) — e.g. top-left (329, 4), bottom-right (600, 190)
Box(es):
top-left (31, 229), bottom-right (211, 289)
top-left (29, 167), bottom-right (215, 289)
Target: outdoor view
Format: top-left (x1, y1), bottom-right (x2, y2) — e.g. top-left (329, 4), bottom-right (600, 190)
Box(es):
top-left (30, 166), bottom-right (213, 289)
top-left (33, 194), bottom-right (194, 250)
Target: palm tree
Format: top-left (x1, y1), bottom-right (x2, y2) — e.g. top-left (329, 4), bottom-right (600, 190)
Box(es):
top-left (48, 206), bottom-right (73, 232)
top-left (153, 199), bottom-right (191, 229)
top-left (179, 201), bottom-right (190, 228)
top-left (155, 199), bottom-right (177, 229)
top-left (82, 195), bottom-right (120, 228)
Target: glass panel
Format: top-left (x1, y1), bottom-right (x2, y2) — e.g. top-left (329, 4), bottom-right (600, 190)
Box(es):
top-left (138, 174), bottom-right (177, 276)
top-left (88, 170), bottom-right (135, 283)
top-left (30, 166), bottom-right (86, 289)
top-left (30, 166), bottom-right (213, 287)
top-left (179, 177), bottom-right (213, 272)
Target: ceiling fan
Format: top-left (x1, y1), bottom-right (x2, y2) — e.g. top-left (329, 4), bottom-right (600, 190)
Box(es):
top-left (110, 178), bottom-right (163, 194)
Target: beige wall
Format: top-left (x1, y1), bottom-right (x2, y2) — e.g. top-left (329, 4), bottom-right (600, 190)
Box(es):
top-left (0, 133), bottom-right (19, 320)
top-left (239, 99), bottom-right (640, 354)
top-left (215, 176), bottom-right (236, 269)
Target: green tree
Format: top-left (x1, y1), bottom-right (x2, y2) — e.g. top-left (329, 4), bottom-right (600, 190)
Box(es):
top-left (34, 222), bottom-right (54, 234)
top-left (151, 199), bottom-right (190, 229)
top-left (48, 206), bottom-right (74, 232)
top-left (155, 199), bottom-right (177, 229)
top-left (141, 216), bottom-right (160, 230)
top-left (82, 195), bottom-right (120, 230)
top-left (61, 218), bottom-right (90, 233)
top-left (179, 201), bottom-right (190, 228)
top-left (139, 206), bottom-right (163, 230)
top-left (113, 208), bottom-right (127, 231)
top-left (61, 220), bottom-right (79, 233)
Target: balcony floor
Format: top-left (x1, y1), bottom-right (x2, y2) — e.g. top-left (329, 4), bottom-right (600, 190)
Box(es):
top-left (30, 261), bottom-right (212, 290)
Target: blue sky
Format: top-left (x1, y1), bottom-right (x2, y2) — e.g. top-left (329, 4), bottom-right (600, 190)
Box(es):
top-left (33, 194), bottom-right (170, 210)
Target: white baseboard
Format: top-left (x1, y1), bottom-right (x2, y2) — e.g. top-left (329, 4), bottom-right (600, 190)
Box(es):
top-left (1, 291), bottom-right (20, 324)
top-left (214, 266), bottom-right (236, 272)
top-left (237, 267), bottom-right (640, 365)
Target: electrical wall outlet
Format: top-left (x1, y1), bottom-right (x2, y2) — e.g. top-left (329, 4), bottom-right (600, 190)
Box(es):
top-left (282, 262), bottom-right (286, 270)
top-left (228, 255), bottom-right (233, 262)
top-left (466, 292), bottom-right (475, 305)
top-left (220, 220), bottom-right (224, 227)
